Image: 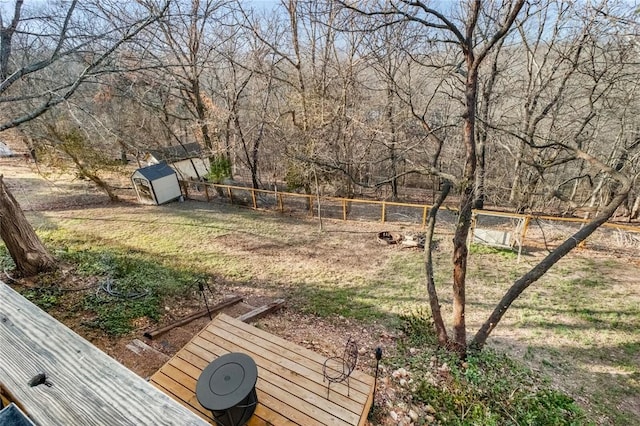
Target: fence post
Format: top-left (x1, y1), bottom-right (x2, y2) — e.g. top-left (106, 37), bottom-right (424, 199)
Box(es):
top-left (204, 184), bottom-right (210, 202)
top-left (342, 199), bottom-right (347, 221)
top-left (521, 216), bottom-right (531, 247)
top-left (227, 186), bottom-right (233, 204)
top-left (251, 189), bottom-right (257, 209)
top-left (468, 213), bottom-right (477, 248)
top-left (181, 181), bottom-right (189, 199)
top-left (422, 206), bottom-right (428, 228)
top-left (278, 194), bottom-right (283, 212)
top-left (381, 201), bottom-right (386, 223)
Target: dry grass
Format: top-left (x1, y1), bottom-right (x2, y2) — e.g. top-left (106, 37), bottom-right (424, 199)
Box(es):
top-left (2, 157), bottom-right (639, 424)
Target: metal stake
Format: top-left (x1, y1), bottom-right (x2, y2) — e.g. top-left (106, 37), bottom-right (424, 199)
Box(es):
top-left (373, 347), bottom-right (383, 406)
top-left (198, 281), bottom-right (212, 320)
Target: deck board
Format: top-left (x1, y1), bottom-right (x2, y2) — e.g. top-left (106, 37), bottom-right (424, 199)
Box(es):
top-left (0, 281), bottom-right (208, 426)
top-left (150, 313), bottom-right (375, 425)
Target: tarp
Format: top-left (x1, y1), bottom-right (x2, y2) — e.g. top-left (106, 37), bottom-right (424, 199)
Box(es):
top-left (0, 142), bottom-right (14, 157)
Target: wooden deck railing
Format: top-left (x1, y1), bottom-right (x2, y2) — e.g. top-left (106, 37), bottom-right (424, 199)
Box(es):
top-left (0, 281), bottom-right (207, 426)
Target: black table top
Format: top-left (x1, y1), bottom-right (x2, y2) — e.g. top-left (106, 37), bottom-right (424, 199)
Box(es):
top-left (195, 353), bottom-right (258, 411)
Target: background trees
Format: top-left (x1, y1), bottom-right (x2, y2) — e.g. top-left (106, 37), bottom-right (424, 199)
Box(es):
top-left (1, 0), bottom-right (639, 351)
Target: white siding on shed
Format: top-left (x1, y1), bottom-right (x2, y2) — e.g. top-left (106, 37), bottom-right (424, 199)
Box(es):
top-left (152, 174), bottom-right (182, 204)
top-left (171, 158), bottom-right (210, 180)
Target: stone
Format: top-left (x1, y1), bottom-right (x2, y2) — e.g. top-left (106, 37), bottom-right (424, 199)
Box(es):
top-left (409, 409), bottom-right (419, 422)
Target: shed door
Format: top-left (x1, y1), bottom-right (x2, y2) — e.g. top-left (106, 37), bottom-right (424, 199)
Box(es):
top-left (133, 178), bottom-right (155, 202)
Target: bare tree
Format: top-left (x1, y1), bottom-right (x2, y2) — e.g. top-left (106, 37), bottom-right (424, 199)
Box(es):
top-left (138, 0), bottom-right (228, 154)
top-left (1, 1), bottom-right (168, 131)
top-left (0, 0), bottom-right (22, 81)
top-left (0, 1), bottom-right (168, 275)
top-left (349, 0), bottom-right (525, 355)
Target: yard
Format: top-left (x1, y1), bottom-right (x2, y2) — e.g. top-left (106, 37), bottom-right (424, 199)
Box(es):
top-left (1, 158), bottom-right (639, 425)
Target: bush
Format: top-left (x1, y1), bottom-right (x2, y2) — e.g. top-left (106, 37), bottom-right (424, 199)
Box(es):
top-left (206, 156), bottom-right (232, 183)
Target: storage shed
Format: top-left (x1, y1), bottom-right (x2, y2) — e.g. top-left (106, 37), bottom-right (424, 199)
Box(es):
top-left (145, 142), bottom-right (210, 180)
top-left (131, 163), bottom-right (182, 205)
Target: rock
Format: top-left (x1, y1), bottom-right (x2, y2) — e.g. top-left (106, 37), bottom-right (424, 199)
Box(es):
top-left (392, 367), bottom-right (409, 378)
top-left (389, 410), bottom-right (398, 421)
top-left (425, 404), bottom-right (436, 414)
top-left (409, 409), bottom-right (419, 422)
top-left (425, 414), bottom-right (436, 423)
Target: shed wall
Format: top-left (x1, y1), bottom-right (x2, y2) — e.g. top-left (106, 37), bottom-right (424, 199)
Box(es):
top-left (172, 158), bottom-right (210, 180)
top-left (153, 174), bottom-right (181, 204)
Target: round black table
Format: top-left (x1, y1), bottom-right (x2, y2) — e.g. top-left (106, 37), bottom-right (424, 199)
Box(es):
top-left (196, 353), bottom-right (258, 426)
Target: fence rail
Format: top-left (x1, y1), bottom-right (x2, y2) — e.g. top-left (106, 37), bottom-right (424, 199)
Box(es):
top-left (179, 180), bottom-right (640, 256)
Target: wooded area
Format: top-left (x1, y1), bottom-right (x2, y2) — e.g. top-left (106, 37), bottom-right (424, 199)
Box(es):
top-left (1, 0), bottom-right (637, 218)
top-left (1, 0), bottom-right (639, 355)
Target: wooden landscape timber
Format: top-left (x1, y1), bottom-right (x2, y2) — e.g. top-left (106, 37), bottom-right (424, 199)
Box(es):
top-left (0, 281), bottom-right (208, 426)
top-left (144, 295), bottom-right (243, 339)
top-left (236, 298), bottom-right (286, 323)
top-left (143, 297), bottom-right (285, 340)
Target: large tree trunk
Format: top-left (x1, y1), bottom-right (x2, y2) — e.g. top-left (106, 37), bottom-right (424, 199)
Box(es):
top-left (450, 61), bottom-right (479, 356)
top-left (0, 175), bottom-right (56, 276)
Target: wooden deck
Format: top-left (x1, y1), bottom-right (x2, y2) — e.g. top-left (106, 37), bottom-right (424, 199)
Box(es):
top-left (0, 281), bottom-right (208, 426)
top-left (150, 313), bottom-right (375, 426)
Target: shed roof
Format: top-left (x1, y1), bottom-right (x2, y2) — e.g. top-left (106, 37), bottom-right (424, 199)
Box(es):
top-left (148, 143), bottom-right (202, 162)
top-left (134, 162), bottom-right (177, 181)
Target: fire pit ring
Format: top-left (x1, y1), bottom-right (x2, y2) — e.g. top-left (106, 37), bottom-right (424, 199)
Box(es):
top-left (196, 352), bottom-right (258, 426)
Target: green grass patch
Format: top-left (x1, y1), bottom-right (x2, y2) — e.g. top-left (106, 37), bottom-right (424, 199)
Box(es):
top-left (393, 312), bottom-right (590, 425)
top-left (289, 251), bottom-right (428, 324)
top-left (469, 243), bottom-right (518, 259)
top-left (45, 245), bottom-right (205, 335)
top-left (21, 287), bottom-right (64, 310)
top-left (66, 248), bottom-right (202, 335)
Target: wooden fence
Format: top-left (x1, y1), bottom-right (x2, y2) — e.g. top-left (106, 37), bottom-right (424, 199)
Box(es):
top-left (180, 180), bottom-right (640, 254)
